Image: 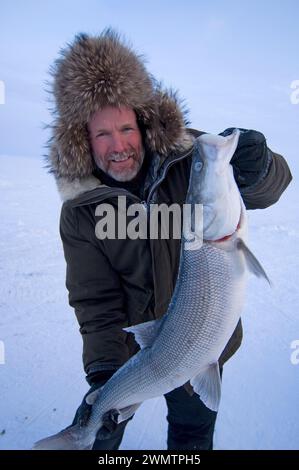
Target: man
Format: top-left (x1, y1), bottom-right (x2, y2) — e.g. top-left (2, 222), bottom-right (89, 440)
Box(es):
top-left (47, 30), bottom-right (292, 450)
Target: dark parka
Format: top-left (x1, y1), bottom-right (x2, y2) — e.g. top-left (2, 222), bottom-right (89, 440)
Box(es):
top-left (47, 31), bottom-right (292, 384)
top-left (59, 128), bottom-right (292, 383)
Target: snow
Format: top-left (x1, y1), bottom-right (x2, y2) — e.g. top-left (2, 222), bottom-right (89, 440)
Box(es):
top-left (0, 153), bottom-right (298, 450)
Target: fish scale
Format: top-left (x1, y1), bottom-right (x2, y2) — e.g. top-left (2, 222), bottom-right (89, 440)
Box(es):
top-left (85, 242), bottom-right (244, 436)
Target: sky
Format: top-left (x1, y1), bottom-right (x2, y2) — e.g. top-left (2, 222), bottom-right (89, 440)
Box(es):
top-left (0, 0), bottom-right (298, 165)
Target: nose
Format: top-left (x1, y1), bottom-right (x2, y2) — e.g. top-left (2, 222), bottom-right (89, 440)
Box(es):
top-left (110, 133), bottom-right (126, 153)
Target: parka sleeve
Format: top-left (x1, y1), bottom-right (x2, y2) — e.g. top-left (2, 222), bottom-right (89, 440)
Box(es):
top-left (59, 202), bottom-right (131, 379)
top-left (221, 128), bottom-right (292, 210)
top-left (239, 151), bottom-right (292, 210)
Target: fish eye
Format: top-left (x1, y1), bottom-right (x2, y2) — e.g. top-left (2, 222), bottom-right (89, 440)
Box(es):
top-left (194, 162), bottom-right (202, 172)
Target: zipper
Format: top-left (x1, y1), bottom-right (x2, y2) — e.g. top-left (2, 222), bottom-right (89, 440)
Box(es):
top-left (145, 146), bottom-right (194, 208)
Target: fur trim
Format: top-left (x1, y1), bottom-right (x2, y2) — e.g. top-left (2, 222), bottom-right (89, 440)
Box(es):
top-left (45, 29), bottom-right (192, 196)
top-left (56, 175), bottom-right (102, 202)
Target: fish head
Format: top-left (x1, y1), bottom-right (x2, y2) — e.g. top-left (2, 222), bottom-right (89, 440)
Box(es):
top-left (186, 129), bottom-right (242, 241)
top-left (187, 129), bottom-right (240, 202)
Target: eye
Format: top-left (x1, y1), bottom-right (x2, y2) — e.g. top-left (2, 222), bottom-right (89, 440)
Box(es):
top-left (123, 127), bottom-right (133, 132)
top-left (96, 132), bottom-right (107, 138)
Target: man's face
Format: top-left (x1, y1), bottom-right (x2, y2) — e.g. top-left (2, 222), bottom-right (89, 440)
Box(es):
top-left (88, 106), bottom-right (144, 182)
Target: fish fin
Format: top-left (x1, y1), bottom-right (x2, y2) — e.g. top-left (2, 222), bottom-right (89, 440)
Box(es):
top-left (124, 317), bottom-right (164, 349)
top-left (116, 402), bottom-right (141, 423)
top-left (104, 402), bottom-right (141, 425)
top-left (190, 363), bottom-right (221, 412)
top-left (85, 386), bottom-right (103, 405)
top-left (96, 403), bottom-right (141, 440)
top-left (236, 238), bottom-right (271, 285)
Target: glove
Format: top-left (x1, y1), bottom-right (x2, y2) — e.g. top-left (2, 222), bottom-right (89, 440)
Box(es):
top-left (71, 370), bottom-right (115, 428)
top-left (219, 128), bottom-right (272, 188)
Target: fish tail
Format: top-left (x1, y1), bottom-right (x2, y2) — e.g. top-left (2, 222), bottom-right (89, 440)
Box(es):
top-left (32, 424), bottom-right (94, 450)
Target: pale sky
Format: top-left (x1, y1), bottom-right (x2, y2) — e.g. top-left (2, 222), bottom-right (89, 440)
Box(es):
top-left (0, 0), bottom-right (298, 164)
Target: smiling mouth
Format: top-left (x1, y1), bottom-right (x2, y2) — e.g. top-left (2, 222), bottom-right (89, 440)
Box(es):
top-left (110, 154), bottom-right (134, 163)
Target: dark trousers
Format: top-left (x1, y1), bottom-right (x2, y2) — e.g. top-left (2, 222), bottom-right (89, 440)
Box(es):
top-left (92, 385), bottom-right (217, 450)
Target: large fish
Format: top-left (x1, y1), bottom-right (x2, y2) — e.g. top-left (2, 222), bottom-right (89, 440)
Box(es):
top-left (33, 129), bottom-right (269, 450)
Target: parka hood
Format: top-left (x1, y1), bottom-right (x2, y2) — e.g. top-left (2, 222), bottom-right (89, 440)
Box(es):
top-left (45, 29), bottom-right (194, 201)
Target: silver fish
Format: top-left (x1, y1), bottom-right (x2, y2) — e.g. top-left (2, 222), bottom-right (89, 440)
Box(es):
top-left (33, 129), bottom-right (269, 450)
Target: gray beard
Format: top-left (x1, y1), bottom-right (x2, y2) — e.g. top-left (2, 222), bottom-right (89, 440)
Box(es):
top-left (95, 148), bottom-right (145, 182)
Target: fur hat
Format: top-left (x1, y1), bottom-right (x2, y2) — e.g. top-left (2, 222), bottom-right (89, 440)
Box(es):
top-left (46, 29), bottom-right (193, 199)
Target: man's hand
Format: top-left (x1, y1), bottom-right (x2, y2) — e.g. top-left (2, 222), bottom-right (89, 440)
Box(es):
top-left (72, 382), bottom-right (102, 427)
top-left (71, 370), bottom-right (115, 427)
top-left (220, 127), bottom-right (272, 188)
